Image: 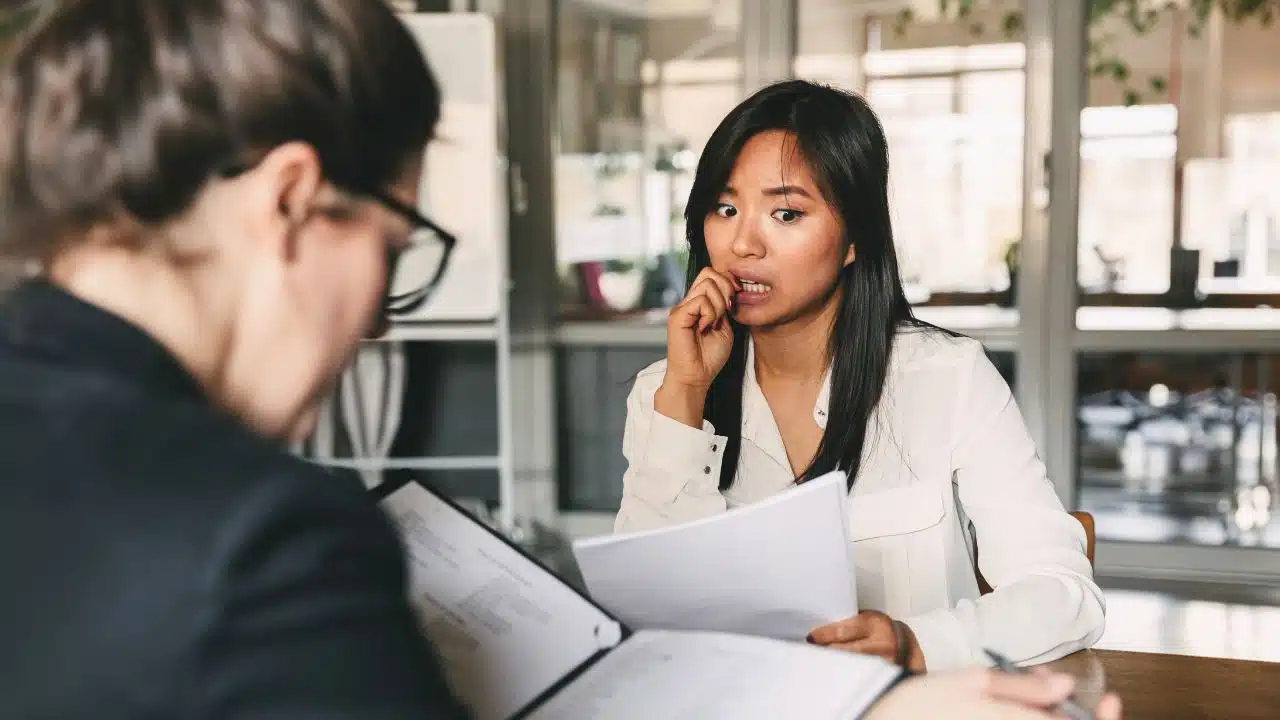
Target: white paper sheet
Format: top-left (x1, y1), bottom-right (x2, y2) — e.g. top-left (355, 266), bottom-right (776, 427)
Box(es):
top-left (572, 471), bottom-right (857, 640)
top-left (381, 484), bottom-right (622, 720)
top-left (525, 629), bottom-right (902, 720)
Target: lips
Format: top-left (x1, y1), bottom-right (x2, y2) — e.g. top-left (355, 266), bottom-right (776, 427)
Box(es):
top-left (729, 271), bottom-right (773, 305)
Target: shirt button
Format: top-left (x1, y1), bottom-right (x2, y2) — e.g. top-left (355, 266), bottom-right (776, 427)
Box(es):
top-left (703, 466), bottom-right (712, 474)
top-left (711, 444), bottom-right (718, 452)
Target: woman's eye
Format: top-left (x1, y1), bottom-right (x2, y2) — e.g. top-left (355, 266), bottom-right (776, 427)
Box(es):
top-left (714, 203), bottom-right (737, 218)
top-left (772, 208), bottom-right (803, 224)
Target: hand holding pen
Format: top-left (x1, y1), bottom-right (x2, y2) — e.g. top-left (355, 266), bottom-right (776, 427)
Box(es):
top-left (985, 648), bottom-right (1124, 719)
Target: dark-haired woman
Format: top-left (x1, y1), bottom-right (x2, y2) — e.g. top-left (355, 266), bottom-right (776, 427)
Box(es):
top-left (617, 80), bottom-right (1104, 673)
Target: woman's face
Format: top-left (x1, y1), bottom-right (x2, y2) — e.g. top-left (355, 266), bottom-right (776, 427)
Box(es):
top-left (219, 146), bottom-right (424, 440)
top-left (702, 130), bottom-right (852, 329)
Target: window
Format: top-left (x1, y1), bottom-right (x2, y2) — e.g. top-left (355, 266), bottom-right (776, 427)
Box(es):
top-left (1078, 353), bottom-right (1278, 548)
top-left (1077, 8), bottom-right (1280, 317)
top-left (554, 0), bottom-right (743, 317)
top-left (796, 0), bottom-right (1027, 307)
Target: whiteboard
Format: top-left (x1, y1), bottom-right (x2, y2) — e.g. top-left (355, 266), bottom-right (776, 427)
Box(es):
top-left (397, 13), bottom-right (504, 322)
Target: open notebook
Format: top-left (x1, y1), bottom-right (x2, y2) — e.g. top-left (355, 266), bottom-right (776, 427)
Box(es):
top-left (378, 481), bottom-right (905, 720)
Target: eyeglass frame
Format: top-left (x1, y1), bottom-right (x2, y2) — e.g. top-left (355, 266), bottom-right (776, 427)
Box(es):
top-left (216, 161), bottom-right (457, 319)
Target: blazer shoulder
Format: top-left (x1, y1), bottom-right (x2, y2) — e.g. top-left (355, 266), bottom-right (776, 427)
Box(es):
top-left (127, 406), bottom-right (389, 572)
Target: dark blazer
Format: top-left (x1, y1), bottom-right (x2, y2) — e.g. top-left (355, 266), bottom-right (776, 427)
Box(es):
top-left (0, 280), bottom-right (467, 719)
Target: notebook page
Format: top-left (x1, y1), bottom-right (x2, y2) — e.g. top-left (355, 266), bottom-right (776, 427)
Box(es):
top-left (525, 629), bottom-right (901, 720)
top-left (381, 484), bottom-right (622, 720)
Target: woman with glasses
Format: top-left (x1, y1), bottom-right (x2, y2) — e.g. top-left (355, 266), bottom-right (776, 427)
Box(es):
top-left (0, 1), bottom-right (461, 718)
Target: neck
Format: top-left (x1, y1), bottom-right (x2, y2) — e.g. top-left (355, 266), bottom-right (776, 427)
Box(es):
top-left (750, 291), bottom-right (839, 383)
top-left (48, 245), bottom-right (233, 398)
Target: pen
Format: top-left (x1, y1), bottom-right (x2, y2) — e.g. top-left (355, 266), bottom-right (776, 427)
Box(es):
top-left (983, 648), bottom-right (1095, 720)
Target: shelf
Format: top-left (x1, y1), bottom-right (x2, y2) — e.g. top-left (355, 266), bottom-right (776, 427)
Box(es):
top-left (1074, 308), bottom-right (1280, 352)
top-left (371, 322), bottom-right (500, 343)
top-left (555, 306), bottom-right (1022, 352)
top-left (310, 456), bottom-right (502, 471)
top-left (1077, 307), bottom-right (1280, 332)
top-left (1075, 330), bottom-right (1280, 353)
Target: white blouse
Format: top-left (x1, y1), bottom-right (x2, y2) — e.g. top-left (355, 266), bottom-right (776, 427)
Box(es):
top-left (615, 328), bottom-right (1105, 671)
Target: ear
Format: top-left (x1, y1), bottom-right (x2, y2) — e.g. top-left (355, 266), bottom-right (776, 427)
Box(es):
top-left (240, 142), bottom-right (326, 261)
top-left (843, 240), bottom-right (856, 268)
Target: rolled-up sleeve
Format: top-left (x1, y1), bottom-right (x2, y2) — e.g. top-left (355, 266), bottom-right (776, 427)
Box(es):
top-left (614, 371), bottom-right (730, 532)
top-left (903, 345), bottom-right (1105, 671)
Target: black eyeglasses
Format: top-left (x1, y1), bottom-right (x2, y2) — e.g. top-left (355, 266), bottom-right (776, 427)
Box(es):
top-left (362, 188), bottom-right (457, 317)
top-left (218, 162), bottom-right (457, 318)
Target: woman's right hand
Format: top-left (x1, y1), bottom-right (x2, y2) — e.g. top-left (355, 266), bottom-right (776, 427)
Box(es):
top-left (655, 269), bottom-right (738, 427)
top-left (866, 668), bottom-right (1123, 720)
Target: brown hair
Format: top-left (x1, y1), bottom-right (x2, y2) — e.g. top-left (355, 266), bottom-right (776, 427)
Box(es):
top-left (0, 0), bottom-right (441, 260)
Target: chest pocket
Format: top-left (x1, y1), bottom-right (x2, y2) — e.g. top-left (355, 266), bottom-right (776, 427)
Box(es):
top-left (847, 481), bottom-right (946, 615)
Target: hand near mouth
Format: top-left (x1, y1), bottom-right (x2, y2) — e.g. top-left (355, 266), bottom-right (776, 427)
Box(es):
top-left (655, 268), bottom-right (739, 427)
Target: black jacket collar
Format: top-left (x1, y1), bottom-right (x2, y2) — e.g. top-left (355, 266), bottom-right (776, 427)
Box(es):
top-left (0, 279), bottom-right (206, 402)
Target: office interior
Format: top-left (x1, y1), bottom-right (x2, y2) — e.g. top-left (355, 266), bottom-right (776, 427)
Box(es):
top-left (317, 0), bottom-right (1280, 664)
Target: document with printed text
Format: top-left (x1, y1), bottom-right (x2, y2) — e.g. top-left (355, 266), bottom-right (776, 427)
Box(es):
top-left (380, 478), bottom-right (894, 720)
top-left (571, 470), bottom-right (857, 640)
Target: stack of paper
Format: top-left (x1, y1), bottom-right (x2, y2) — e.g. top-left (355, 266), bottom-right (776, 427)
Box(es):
top-left (571, 471), bottom-right (857, 640)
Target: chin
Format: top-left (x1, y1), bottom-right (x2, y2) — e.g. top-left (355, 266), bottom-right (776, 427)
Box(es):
top-left (284, 395), bottom-right (330, 444)
top-left (286, 413), bottom-right (320, 444)
top-left (731, 305), bottom-right (783, 328)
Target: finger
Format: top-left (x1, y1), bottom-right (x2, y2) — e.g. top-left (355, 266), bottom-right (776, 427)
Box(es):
top-left (685, 269), bottom-right (726, 303)
top-left (670, 295), bottom-right (717, 332)
top-left (689, 278), bottom-right (729, 324)
top-left (983, 669), bottom-right (1076, 707)
top-left (694, 266), bottom-right (740, 295)
top-left (703, 269), bottom-right (739, 306)
top-left (1092, 693), bottom-right (1123, 720)
top-left (688, 295), bottom-right (719, 333)
top-left (808, 618), bottom-right (871, 645)
top-left (828, 640), bottom-right (895, 659)
top-left (686, 276), bottom-right (732, 318)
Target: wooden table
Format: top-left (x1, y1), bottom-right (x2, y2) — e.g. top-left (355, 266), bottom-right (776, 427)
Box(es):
top-left (1044, 649), bottom-right (1280, 719)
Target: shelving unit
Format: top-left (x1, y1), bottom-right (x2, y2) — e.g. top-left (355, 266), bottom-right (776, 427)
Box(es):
top-left (296, 12), bottom-right (517, 530)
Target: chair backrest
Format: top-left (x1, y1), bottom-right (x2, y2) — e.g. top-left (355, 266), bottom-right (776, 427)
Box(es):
top-left (1071, 510), bottom-right (1096, 567)
top-left (976, 511), bottom-right (1095, 595)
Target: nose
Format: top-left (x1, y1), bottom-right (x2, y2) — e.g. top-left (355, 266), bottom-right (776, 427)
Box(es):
top-left (730, 214), bottom-right (766, 259)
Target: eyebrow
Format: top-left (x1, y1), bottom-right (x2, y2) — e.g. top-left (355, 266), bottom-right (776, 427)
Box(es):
top-left (720, 184), bottom-right (815, 199)
top-left (763, 184), bottom-right (813, 199)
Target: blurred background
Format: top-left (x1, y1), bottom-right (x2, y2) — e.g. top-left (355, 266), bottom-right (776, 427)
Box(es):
top-left (383, 0), bottom-right (1280, 574)
top-left (7, 0), bottom-right (1277, 656)
top-left (385, 0), bottom-right (1280, 588)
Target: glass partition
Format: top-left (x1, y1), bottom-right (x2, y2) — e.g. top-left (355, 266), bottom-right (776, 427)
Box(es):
top-left (554, 0), bottom-right (743, 319)
top-left (796, 0), bottom-right (1025, 312)
top-left (1072, 5), bottom-right (1280, 550)
top-left (1078, 353), bottom-right (1278, 548)
top-left (1076, 6), bottom-right (1280, 322)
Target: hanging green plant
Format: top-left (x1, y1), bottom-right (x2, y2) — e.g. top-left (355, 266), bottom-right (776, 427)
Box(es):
top-left (895, 0), bottom-right (1279, 105)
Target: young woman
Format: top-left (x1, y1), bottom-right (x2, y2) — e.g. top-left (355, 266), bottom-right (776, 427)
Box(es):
top-left (617, 80), bottom-right (1106, 673)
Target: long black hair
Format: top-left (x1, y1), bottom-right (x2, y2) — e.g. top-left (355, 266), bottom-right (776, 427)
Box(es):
top-left (685, 79), bottom-right (946, 493)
